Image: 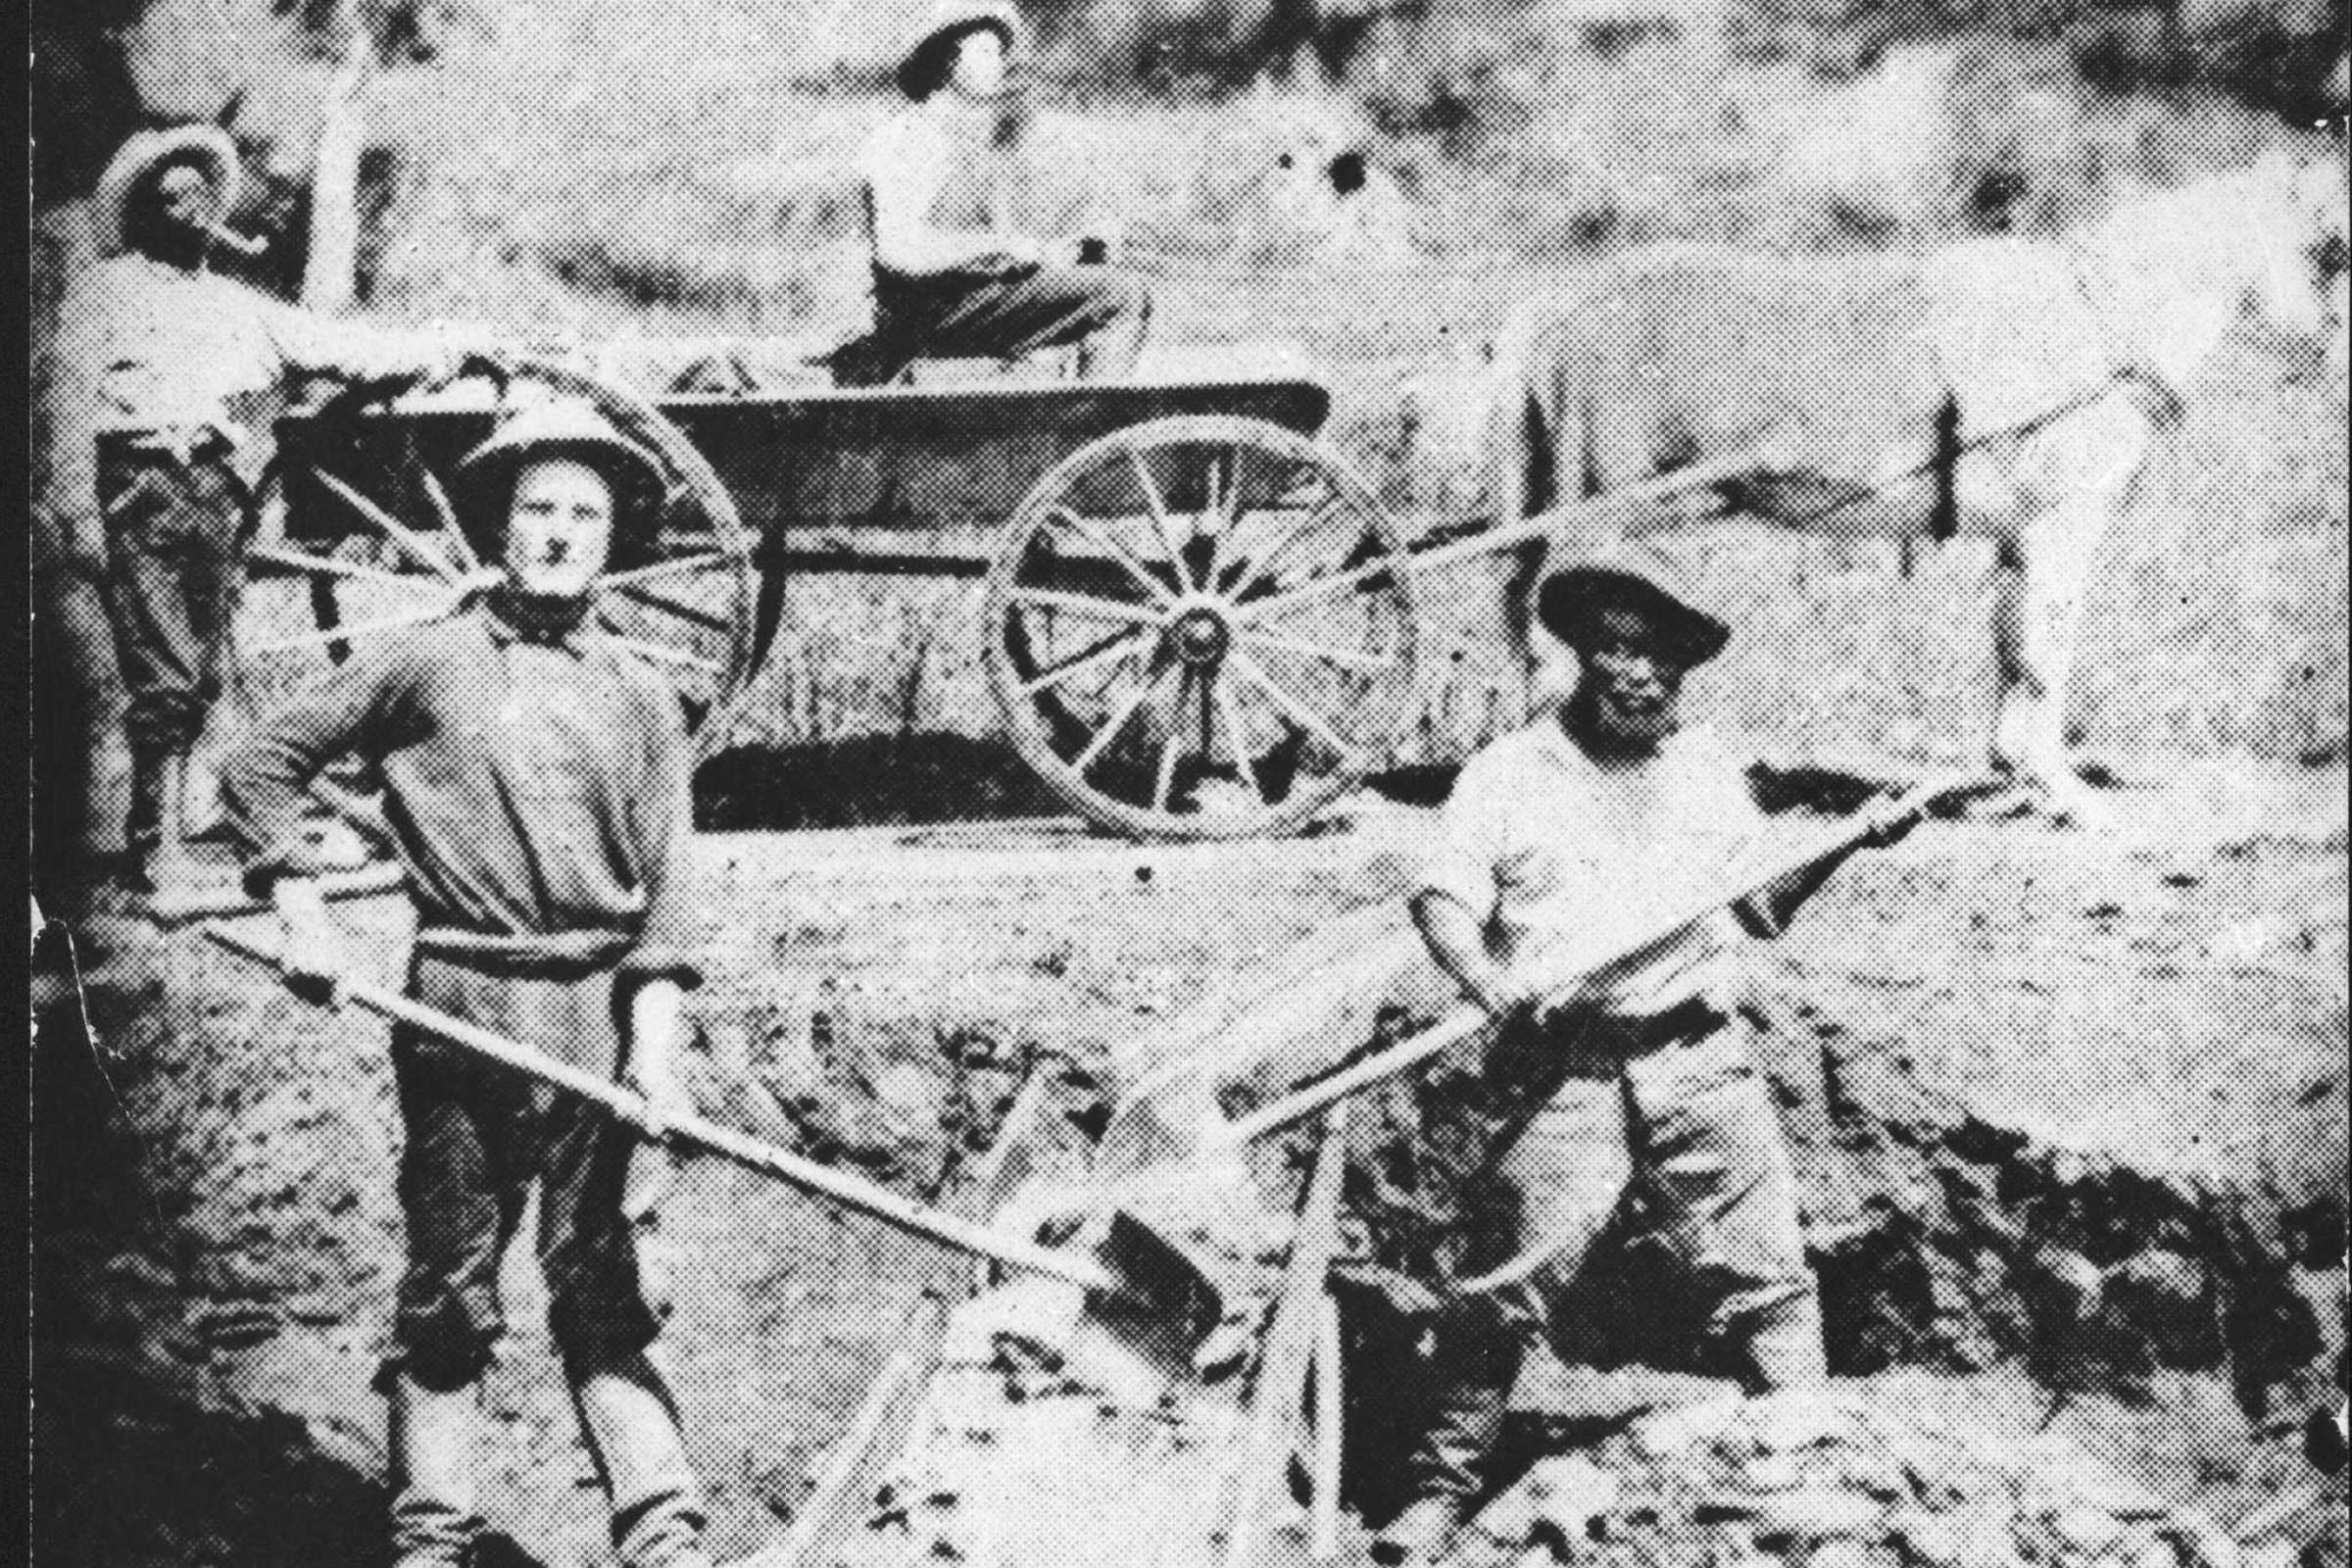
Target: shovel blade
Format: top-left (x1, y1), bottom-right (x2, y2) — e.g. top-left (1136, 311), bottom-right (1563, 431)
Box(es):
top-left (1093, 1207), bottom-right (1226, 1353)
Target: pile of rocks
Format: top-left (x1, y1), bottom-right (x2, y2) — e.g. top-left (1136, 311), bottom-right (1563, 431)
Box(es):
top-left (1449, 1387), bottom-right (2343, 1568)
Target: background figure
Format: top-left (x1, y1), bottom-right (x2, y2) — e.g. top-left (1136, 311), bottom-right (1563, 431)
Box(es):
top-left (831, 0), bottom-right (1152, 385)
top-left (38, 84), bottom-right (475, 893)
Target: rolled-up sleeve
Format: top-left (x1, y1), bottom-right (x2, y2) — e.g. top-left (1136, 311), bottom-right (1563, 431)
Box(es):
top-left (617, 688), bottom-right (705, 990)
top-left (220, 649), bottom-right (415, 896)
top-left (1419, 753), bottom-right (1508, 920)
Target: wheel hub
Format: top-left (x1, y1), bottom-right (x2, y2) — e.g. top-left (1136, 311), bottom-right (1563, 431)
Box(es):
top-left (1169, 604), bottom-right (1232, 667)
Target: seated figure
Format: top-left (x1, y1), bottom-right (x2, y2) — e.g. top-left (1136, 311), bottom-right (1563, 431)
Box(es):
top-left (829, 1), bottom-right (1152, 385)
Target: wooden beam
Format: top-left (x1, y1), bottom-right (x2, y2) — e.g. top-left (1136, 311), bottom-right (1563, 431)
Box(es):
top-left (1222, 1104), bottom-right (1350, 1568)
top-left (749, 1066), bottom-right (1060, 1568)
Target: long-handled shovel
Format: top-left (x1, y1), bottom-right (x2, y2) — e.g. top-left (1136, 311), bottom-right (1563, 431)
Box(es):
top-left (1102, 772), bottom-right (1997, 1173)
top-left (198, 922), bottom-right (1225, 1371)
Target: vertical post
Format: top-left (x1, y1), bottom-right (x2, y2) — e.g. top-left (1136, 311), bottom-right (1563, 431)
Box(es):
top-left (302, 6), bottom-right (370, 315)
top-left (1310, 1293), bottom-right (1345, 1562)
top-left (1222, 1102), bottom-right (1350, 1568)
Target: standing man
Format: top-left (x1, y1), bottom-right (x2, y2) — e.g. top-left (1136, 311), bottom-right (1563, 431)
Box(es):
top-left (219, 403), bottom-right (715, 1568)
top-left (1374, 547), bottom-right (1925, 1567)
top-left (832, 1), bottom-right (1152, 384)
top-left (42, 120), bottom-right (481, 888)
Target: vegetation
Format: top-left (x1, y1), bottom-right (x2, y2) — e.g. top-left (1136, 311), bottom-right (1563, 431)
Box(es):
top-left (28, 0), bottom-right (2347, 766)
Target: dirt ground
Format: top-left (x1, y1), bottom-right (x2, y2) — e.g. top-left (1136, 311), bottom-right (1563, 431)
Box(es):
top-left (28, 752), bottom-right (2346, 1568)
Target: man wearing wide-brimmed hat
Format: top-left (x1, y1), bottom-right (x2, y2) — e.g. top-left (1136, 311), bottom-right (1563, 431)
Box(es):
top-left (41, 122), bottom-right (489, 888)
top-left (1376, 545), bottom-right (1926, 1566)
top-left (831, 0), bottom-right (1152, 384)
top-left (220, 401), bottom-right (716, 1568)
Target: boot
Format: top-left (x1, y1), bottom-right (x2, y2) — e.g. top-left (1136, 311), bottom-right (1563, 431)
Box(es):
top-left (387, 1373), bottom-right (484, 1568)
top-left (570, 1349), bottom-right (711, 1568)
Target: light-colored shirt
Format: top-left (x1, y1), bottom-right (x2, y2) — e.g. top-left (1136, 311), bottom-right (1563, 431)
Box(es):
top-left (1420, 718), bottom-right (1765, 1019)
top-left (37, 253), bottom-right (450, 520)
top-left (858, 102), bottom-right (1017, 276)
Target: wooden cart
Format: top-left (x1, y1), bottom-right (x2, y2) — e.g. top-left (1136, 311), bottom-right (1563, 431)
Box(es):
top-left (235, 354), bottom-right (1756, 840)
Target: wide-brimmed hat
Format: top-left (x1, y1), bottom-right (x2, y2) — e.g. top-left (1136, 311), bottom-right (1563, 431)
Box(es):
top-left (94, 124), bottom-right (244, 257)
top-left (897, 1), bottom-right (1026, 91)
top-left (455, 400), bottom-right (666, 538)
top-left (1535, 543), bottom-right (1732, 667)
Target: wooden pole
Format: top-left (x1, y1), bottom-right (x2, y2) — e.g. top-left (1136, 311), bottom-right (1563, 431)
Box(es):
top-left (1222, 1103), bottom-right (1349, 1568)
top-left (200, 921), bottom-right (1126, 1293)
top-left (1216, 773), bottom-right (1985, 1145)
top-left (1310, 1293), bottom-right (1345, 1562)
top-left (755, 1066), bottom-right (1060, 1568)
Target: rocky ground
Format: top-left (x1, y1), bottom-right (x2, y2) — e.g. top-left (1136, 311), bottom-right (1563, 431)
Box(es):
top-left (29, 757), bottom-right (2348, 1568)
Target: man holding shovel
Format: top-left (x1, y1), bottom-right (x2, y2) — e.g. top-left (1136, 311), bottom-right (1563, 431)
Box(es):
top-left (1373, 545), bottom-right (1927, 1566)
top-left (218, 403), bottom-right (716, 1568)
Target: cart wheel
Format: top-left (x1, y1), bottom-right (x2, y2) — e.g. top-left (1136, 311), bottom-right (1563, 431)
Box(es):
top-left (228, 355), bottom-right (758, 752)
top-left (983, 415), bottom-right (1416, 842)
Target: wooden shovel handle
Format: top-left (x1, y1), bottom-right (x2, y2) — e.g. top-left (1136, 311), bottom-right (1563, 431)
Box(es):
top-left (1218, 773), bottom-right (1988, 1144)
top-left (200, 921), bottom-right (1120, 1294)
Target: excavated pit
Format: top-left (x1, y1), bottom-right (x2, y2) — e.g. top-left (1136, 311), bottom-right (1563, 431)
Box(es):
top-left (30, 773), bottom-right (2349, 1567)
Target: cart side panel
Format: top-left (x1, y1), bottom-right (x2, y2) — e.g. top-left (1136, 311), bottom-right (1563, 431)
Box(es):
top-left (662, 378), bottom-right (1331, 535)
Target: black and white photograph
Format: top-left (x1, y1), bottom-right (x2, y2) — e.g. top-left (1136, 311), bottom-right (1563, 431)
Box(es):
top-left (24, 2), bottom-right (2350, 1565)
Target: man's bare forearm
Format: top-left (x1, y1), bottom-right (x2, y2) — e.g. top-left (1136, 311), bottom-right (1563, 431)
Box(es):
top-left (627, 978), bottom-right (688, 1078)
top-left (1411, 893), bottom-right (1515, 1017)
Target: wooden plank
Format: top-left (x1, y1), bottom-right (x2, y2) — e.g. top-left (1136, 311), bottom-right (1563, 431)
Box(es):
top-left (274, 377), bottom-right (1335, 539)
top-left (1222, 1104), bottom-right (1350, 1568)
top-left (749, 1066), bottom-right (1061, 1568)
top-left (1310, 1294), bottom-right (1346, 1563)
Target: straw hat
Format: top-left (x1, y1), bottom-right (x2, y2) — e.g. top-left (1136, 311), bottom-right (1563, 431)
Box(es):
top-left (1535, 542), bottom-right (1733, 667)
top-left (898, 1), bottom-right (1027, 89)
top-left (93, 124), bottom-right (243, 257)
top-left (455, 400), bottom-right (665, 537)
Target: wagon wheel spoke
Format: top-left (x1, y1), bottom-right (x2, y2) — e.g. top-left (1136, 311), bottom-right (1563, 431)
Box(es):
top-left (1013, 628), bottom-right (1151, 698)
top-left (1228, 648), bottom-right (1367, 763)
top-left (1235, 547), bottom-right (1403, 625)
top-left (592, 619), bottom-right (728, 675)
top-left (1128, 449), bottom-right (1191, 591)
top-left (246, 545), bottom-right (434, 590)
top-left (598, 551), bottom-right (737, 590)
top-left (1198, 448), bottom-right (1234, 587)
top-left (244, 599), bottom-right (461, 656)
top-left (1152, 671), bottom-right (1193, 815)
top-left (1241, 629), bottom-right (1397, 673)
top-left (1215, 678), bottom-right (1262, 805)
top-left (315, 467), bottom-right (468, 584)
top-left (415, 464), bottom-right (485, 575)
top-left (609, 582), bottom-right (731, 633)
top-left (1008, 588), bottom-right (1163, 627)
top-left (1220, 496), bottom-right (1345, 601)
top-left (1070, 662), bottom-right (1167, 776)
top-left (1018, 625), bottom-right (1149, 691)
top-left (1044, 506), bottom-right (1179, 609)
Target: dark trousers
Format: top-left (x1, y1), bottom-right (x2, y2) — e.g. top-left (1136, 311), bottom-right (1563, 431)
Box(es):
top-left (97, 440), bottom-right (244, 848)
top-left (98, 441), bottom-right (244, 756)
top-left (1405, 1005), bottom-right (1826, 1503)
top-left (386, 950), bottom-right (705, 1564)
top-left (387, 953), bottom-right (669, 1391)
top-left (836, 261), bottom-right (1153, 385)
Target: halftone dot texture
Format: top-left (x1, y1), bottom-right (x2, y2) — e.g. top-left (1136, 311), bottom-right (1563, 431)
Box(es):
top-left (28, 2), bottom-right (2348, 1566)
